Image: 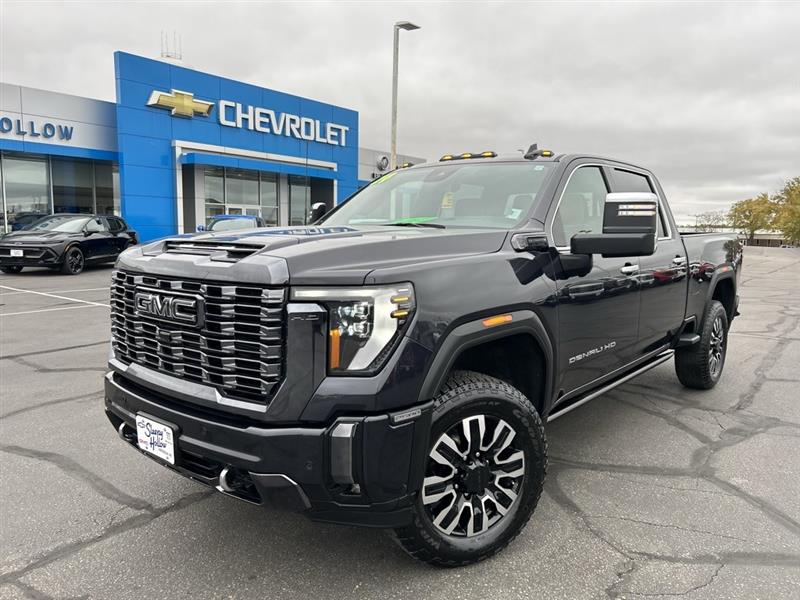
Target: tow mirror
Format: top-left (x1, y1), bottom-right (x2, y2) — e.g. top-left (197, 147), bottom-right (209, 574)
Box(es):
top-left (309, 202), bottom-right (328, 223)
top-left (570, 192), bottom-right (658, 258)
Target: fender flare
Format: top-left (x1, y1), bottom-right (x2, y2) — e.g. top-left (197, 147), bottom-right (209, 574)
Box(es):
top-left (703, 268), bottom-right (737, 326)
top-left (416, 309), bottom-right (555, 413)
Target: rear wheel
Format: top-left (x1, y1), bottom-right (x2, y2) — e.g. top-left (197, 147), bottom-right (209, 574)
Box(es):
top-left (675, 300), bottom-right (728, 389)
top-left (61, 246), bottom-right (85, 275)
top-left (0, 266), bottom-right (23, 274)
top-left (392, 370), bottom-right (547, 567)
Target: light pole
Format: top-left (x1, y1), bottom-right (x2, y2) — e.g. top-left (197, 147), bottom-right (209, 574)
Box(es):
top-left (390, 20), bottom-right (420, 170)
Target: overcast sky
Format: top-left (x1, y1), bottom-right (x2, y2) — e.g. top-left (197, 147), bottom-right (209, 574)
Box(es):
top-left (1, 1), bottom-right (798, 222)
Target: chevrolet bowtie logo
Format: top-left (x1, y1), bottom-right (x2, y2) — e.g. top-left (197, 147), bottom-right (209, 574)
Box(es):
top-left (146, 89), bottom-right (214, 118)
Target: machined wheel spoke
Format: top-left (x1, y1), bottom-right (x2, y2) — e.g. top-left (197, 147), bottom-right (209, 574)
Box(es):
top-left (434, 495), bottom-right (466, 534)
top-left (462, 415), bottom-right (486, 456)
top-left (483, 420), bottom-right (515, 456)
top-left (422, 474), bottom-right (455, 505)
top-left (465, 497), bottom-right (488, 537)
top-left (493, 481), bottom-right (519, 506)
top-left (493, 450), bottom-right (525, 478)
top-left (431, 433), bottom-right (466, 470)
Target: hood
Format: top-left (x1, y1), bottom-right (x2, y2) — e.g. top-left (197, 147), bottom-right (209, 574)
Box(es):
top-left (0, 230), bottom-right (77, 244)
top-left (121, 225), bottom-right (507, 286)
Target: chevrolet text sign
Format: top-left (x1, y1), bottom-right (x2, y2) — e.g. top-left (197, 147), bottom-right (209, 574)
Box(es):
top-left (147, 88), bottom-right (349, 147)
top-left (219, 101), bottom-right (349, 147)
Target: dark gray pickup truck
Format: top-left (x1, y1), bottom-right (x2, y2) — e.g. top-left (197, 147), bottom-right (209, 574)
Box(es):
top-left (104, 148), bottom-right (743, 566)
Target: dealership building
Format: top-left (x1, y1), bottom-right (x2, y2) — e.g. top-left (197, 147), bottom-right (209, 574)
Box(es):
top-left (0, 52), bottom-right (422, 240)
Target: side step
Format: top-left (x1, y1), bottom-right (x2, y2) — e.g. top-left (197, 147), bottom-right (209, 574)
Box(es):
top-left (547, 350), bottom-right (675, 423)
top-left (676, 333), bottom-right (701, 347)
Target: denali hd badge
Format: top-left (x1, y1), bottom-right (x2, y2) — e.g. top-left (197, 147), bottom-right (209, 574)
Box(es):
top-left (134, 290), bottom-right (203, 327)
top-left (569, 341), bottom-right (617, 365)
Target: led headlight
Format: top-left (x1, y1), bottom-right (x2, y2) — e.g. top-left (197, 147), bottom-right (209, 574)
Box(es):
top-left (291, 284), bottom-right (415, 373)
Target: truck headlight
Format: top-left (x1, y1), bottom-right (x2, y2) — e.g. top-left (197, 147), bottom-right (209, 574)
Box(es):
top-left (291, 284), bottom-right (415, 373)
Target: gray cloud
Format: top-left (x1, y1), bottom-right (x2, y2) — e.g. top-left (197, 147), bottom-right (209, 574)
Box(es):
top-left (1, 1), bottom-right (798, 221)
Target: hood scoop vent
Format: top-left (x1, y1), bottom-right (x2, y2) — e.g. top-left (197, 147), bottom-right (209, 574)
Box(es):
top-left (163, 240), bottom-right (263, 263)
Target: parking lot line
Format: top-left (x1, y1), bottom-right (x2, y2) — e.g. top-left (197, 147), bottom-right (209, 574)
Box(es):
top-left (0, 304), bottom-right (109, 318)
top-left (0, 285), bottom-right (110, 308)
top-left (0, 287), bottom-right (110, 296)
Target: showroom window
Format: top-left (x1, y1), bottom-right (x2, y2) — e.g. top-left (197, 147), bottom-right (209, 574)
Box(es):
top-left (289, 175), bottom-right (310, 226)
top-left (0, 152), bottom-right (120, 232)
top-left (52, 157), bottom-right (94, 214)
top-left (201, 166), bottom-right (282, 226)
top-left (260, 172), bottom-right (279, 226)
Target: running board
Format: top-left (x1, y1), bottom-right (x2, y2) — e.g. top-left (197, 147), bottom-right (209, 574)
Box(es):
top-left (547, 350), bottom-right (675, 423)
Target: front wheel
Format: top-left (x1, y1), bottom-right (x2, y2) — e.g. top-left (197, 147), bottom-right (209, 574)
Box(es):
top-left (61, 246), bottom-right (85, 275)
top-left (392, 370), bottom-right (547, 567)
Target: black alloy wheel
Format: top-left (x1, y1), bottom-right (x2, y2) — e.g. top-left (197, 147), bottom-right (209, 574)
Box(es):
top-left (422, 414), bottom-right (525, 537)
top-left (62, 246), bottom-right (85, 275)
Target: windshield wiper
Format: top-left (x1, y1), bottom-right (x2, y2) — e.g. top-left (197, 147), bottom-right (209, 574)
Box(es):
top-left (380, 222), bottom-right (446, 229)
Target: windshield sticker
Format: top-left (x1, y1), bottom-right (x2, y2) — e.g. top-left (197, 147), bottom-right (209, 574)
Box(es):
top-left (441, 193), bottom-right (454, 209)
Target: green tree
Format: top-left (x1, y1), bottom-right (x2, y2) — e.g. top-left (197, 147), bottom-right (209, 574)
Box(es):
top-left (773, 177), bottom-right (800, 243)
top-left (728, 193), bottom-right (775, 243)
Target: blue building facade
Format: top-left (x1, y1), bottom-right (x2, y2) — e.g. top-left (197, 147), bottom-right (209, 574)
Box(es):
top-left (0, 52), bottom-right (361, 241)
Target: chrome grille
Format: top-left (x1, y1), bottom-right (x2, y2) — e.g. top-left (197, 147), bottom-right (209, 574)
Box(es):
top-left (110, 270), bottom-right (285, 404)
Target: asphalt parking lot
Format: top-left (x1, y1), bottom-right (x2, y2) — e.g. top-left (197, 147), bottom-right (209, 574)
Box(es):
top-left (1, 246), bottom-right (799, 599)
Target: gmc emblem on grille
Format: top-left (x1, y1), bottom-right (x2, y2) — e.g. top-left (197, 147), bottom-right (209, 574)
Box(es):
top-left (134, 290), bottom-right (203, 327)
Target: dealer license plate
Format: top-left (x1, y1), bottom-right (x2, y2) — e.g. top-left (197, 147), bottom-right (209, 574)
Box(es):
top-left (10, 249), bottom-right (23, 257)
top-left (136, 414), bottom-right (175, 464)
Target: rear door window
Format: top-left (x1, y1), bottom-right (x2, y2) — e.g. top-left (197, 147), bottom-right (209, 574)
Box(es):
top-left (613, 169), bottom-right (669, 238)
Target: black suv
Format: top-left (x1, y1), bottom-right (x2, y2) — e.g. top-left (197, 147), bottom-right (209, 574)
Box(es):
top-left (104, 149), bottom-right (741, 566)
top-left (0, 214), bottom-right (137, 275)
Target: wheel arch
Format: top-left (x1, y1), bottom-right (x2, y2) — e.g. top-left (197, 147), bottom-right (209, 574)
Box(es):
top-left (706, 272), bottom-right (736, 325)
top-left (417, 310), bottom-right (555, 416)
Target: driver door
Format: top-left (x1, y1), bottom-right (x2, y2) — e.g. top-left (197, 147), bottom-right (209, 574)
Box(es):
top-left (549, 164), bottom-right (641, 396)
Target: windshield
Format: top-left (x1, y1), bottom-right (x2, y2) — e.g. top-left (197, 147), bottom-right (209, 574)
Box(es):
top-left (26, 215), bottom-right (92, 233)
top-left (207, 217), bottom-right (259, 232)
top-left (322, 162), bottom-right (555, 229)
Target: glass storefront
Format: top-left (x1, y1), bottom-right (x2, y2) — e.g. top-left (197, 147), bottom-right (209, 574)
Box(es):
top-left (201, 167), bottom-right (282, 227)
top-left (0, 152), bottom-right (120, 232)
top-left (289, 175), bottom-right (311, 226)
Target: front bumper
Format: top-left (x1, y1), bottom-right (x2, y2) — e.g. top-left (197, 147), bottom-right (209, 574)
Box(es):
top-left (105, 371), bottom-right (432, 528)
top-left (0, 246), bottom-right (62, 267)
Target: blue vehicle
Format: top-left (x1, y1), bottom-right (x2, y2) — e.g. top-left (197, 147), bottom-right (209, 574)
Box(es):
top-left (198, 214), bottom-right (267, 233)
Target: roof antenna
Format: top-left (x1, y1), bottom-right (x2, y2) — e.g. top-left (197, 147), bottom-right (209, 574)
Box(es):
top-left (523, 143), bottom-right (554, 159)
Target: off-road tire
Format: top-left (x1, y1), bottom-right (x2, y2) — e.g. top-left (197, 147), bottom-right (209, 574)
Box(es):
top-left (392, 370), bottom-right (547, 567)
top-left (675, 300), bottom-right (728, 389)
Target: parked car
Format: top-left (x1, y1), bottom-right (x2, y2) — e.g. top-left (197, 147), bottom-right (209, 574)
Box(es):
top-left (199, 214), bottom-right (266, 233)
top-left (104, 147), bottom-right (742, 567)
top-left (0, 214), bottom-right (137, 275)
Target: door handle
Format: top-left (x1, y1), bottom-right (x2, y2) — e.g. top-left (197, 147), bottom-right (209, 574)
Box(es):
top-left (672, 256), bottom-right (687, 266)
top-left (620, 264), bottom-right (639, 275)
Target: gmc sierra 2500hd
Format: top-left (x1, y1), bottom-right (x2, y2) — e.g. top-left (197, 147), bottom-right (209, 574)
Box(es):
top-left (105, 147), bottom-right (742, 566)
